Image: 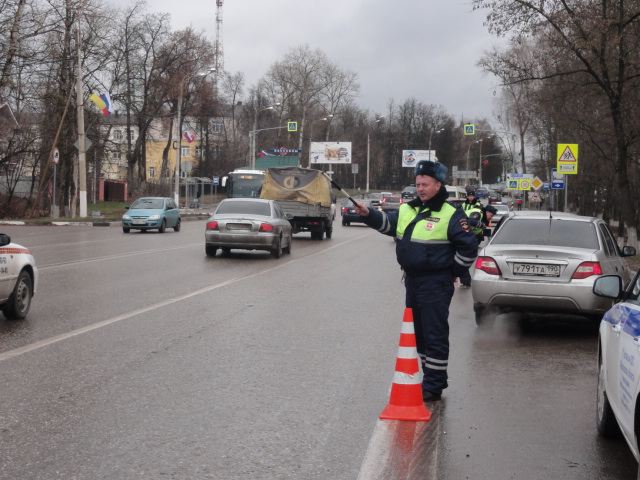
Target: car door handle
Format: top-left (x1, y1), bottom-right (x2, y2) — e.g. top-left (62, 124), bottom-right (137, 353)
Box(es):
top-left (613, 325), bottom-right (622, 333)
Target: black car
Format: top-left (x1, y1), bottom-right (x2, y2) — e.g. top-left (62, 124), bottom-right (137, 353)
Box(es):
top-left (401, 185), bottom-right (417, 200)
top-left (341, 200), bottom-right (371, 226)
top-left (487, 190), bottom-right (501, 203)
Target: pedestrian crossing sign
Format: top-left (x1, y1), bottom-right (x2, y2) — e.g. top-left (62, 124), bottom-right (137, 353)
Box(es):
top-left (508, 180), bottom-right (518, 189)
top-left (288, 121), bottom-right (298, 132)
top-left (464, 124), bottom-right (475, 135)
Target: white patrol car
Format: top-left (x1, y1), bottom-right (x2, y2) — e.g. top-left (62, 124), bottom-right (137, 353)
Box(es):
top-left (594, 272), bottom-right (640, 476)
top-left (0, 233), bottom-right (37, 320)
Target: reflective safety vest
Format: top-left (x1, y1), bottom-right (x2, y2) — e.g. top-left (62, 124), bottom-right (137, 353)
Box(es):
top-left (397, 203), bottom-right (456, 242)
top-left (466, 206), bottom-right (484, 235)
top-left (462, 201), bottom-right (482, 212)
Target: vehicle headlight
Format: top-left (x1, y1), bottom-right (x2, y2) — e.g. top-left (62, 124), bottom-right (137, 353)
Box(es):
top-left (122, 215), bottom-right (130, 220)
top-left (148, 214), bottom-right (160, 220)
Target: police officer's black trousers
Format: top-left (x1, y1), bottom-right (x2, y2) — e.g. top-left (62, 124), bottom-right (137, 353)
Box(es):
top-left (404, 272), bottom-right (455, 395)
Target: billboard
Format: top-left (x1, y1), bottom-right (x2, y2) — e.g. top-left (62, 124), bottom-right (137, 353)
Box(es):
top-left (309, 142), bottom-right (352, 164)
top-left (402, 150), bottom-right (436, 168)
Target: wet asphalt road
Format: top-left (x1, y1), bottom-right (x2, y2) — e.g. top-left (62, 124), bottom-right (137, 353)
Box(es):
top-left (0, 219), bottom-right (637, 479)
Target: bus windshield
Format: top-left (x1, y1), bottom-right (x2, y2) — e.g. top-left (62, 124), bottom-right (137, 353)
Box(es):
top-left (227, 171), bottom-right (265, 198)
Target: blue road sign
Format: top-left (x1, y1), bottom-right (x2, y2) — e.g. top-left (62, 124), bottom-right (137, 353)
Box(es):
top-left (551, 168), bottom-right (564, 189)
top-left (213, 176), bottom-right (219, 186)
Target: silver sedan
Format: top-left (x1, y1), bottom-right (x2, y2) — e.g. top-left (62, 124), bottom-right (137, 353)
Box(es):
top-left (472, 211), bottom-right (636, 326)
top-left (204, 198), bottom-right (293, 258)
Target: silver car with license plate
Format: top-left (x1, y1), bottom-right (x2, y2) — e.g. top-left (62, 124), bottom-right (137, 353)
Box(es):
top-left (0, 233), bottom-right (38, 320)
top-left (471, 211), bottom-right (636, 326)
top-left (204, 198), bottom-right (293, 258)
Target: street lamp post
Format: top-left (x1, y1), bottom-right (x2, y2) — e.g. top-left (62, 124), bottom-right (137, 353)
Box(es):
top-left (428, 128), bottom-right (444, 160)
top-left (367, 116), bottom-right (383, 192)
top-left (173, 68), bottom-right (215, 206)
top-left (307, 115), bottom-right (333, 168)
top-left (250, 104), bottom-right (280, 170)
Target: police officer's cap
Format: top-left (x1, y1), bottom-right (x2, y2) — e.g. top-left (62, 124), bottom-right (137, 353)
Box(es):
top-left (485, 205), bottom-right (498, 215)
top-left (414, 160), bottom-right (447, 182)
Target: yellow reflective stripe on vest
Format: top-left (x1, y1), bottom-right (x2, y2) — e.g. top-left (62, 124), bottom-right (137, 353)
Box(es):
top-left (396, 203), bottom-right (456, 242)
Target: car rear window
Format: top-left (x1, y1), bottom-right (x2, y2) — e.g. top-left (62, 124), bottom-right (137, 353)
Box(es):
top-left (217, 201), bottom-right (271, 216)
top-left (386, 197), bottom-right (400, 203)
top-left (492, 218), bottom-right (599, 249)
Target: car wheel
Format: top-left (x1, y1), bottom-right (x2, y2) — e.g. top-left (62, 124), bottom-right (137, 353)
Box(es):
top-left (283, 236), bottom-right (292, 255)
top-left (222, 247), bottom-right (231, 255)
top-left (2, 270), bottom-right (33, 320)
top-left (272, 237), bottom-right (283, 259)
top-left (326, 223), bottom-right (333, 239)
top-left (474, 306), bottom-right (496, 328)
top-left (342, 220), bottom-right (347, 226)
top-left (205, 245), bottom-right (218, 257)
top-left (173, 218), bottom-right (181, 232)
top-left (122, 227), bottom-right (130, 233)
top-left (158, 219), bottom-right (166, 233)
top-left (596, 355), bottom-right (622, 438)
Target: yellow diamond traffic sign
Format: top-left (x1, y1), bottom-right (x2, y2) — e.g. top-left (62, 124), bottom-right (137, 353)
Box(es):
top-left (531, 176), bottom-right (543, 190)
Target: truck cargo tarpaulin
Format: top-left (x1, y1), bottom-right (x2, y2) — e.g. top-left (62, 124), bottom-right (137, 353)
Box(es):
top-left (260, 167), bottom-right (332, 207)
top-left (309, 142), bottom-right (352, 164)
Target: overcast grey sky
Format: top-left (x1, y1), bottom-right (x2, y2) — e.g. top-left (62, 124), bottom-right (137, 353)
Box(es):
top-left (112, 0), bottom-right (504, 122)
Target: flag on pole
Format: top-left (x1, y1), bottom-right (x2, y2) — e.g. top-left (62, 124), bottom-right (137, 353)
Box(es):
top-left (88, 92), bottom-right (113, 115)
top-left (183, 131), bottom-right (195, 143)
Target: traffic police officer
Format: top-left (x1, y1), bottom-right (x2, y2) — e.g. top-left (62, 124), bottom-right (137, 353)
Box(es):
top-left (354, 160), bottom-right (478, 402)
top-left (462, 190), bottom-right (482, 212)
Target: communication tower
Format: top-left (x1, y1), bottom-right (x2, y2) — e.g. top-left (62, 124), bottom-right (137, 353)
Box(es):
top-left (214, 0), bottom-right (224, 80)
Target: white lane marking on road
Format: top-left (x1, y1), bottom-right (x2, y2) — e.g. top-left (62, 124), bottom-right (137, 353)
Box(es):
top-left (357, 415), bottom-right (439, 480)
top-left (37, 243), bottom-right (202, 269)
top-left (0, 232), bottom-right (371, 362)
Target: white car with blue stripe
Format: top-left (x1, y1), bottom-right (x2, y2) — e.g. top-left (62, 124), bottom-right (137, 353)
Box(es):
top-left (594, 273), bottom-right (640, 476)
top-left (0, 233), bottom-right (38, 320)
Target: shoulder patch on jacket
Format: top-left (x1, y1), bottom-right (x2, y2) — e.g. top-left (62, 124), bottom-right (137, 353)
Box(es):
top-left (459, 218), bottom-right (471, 232)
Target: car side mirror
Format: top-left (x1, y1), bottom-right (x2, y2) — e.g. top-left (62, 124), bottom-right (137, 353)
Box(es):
top-left (593, 275), bottom-right (623, 299)
top-left (285, 213), bottom-right (294, 221)
top-left (622, 246), bottom-right (637, 257)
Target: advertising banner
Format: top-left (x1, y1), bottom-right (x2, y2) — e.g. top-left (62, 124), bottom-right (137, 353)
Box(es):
top-left (402, 150), bottom-right (436, 168)
top-left (309, 142), bottom-right (352, 164)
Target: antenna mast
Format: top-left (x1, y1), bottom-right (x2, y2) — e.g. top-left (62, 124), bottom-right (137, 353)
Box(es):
top-left (214, 0), bottom-right (224, 81)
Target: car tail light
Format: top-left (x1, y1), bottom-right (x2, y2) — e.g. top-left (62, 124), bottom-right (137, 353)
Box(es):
top-left (259, 223), bottom-right (274, 232)
top-left (571, 262), bottom-right (602, 279)
top-left (475, 256), bottom-right (501, 275)
top-left (342, 207), bottom-right (348, 213)
top-left (206, 221), bottom-right (219, 230)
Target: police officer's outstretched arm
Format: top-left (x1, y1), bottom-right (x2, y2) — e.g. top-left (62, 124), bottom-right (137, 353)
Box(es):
top-left (354, 201), bottom-right (399, 237)
top-left (448, 209), bottom-right (479, 278)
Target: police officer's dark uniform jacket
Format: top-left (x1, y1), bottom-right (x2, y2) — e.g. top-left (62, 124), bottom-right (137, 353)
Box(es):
top-left (360, 162), bottom-right (478, 398)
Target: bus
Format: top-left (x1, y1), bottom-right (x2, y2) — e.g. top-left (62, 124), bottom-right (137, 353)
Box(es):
top-left (221, 169), bottom-right (265, 198)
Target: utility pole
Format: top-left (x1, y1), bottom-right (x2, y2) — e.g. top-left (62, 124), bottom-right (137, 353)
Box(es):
top-left (75, 7), bottom-right (88, 218)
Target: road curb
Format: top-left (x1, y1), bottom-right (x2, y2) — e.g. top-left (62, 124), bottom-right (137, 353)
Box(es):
top-left (0, 214), bottom-right (210, 228)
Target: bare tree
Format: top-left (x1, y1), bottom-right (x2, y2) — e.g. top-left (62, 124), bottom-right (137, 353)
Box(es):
top-left (473, 0), bottom-right (640, 246)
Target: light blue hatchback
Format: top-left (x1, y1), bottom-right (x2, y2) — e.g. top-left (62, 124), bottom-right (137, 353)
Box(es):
top-left (122, 197), bottom-right (181, 233)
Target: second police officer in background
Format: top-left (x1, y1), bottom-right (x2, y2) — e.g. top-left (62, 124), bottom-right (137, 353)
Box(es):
top-left (353, 160), bottom-right (478, 402)
top-left (459, 204), bottom-right (497, 287)
top-left (461, 190), bottom-right (483, 212)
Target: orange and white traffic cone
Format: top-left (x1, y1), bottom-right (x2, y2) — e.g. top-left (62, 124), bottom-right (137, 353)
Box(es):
top-left (379, 308), bottom-right (431, 422)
